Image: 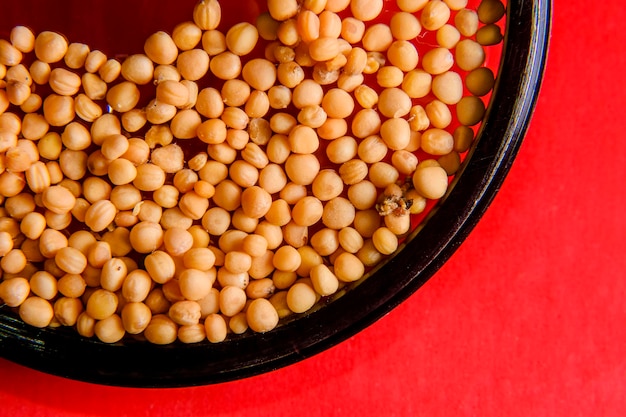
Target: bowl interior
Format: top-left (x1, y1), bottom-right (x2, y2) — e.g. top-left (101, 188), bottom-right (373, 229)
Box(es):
top-left (0, 0), bottom-right (551, 387)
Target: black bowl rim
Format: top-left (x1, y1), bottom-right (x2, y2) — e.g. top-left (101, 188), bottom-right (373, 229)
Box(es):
top-left (0, 0), bottom-right (552, 388)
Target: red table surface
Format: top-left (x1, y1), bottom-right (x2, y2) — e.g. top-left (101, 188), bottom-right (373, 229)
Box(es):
top-left (1, 1), bottom-right (625, 416)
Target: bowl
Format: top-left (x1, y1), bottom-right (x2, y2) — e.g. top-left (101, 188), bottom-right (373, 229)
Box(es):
top-left (0, 0), bottom-right (551, 387)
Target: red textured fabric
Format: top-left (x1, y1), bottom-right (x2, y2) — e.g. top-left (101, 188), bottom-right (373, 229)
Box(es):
top-left (2, 1), bottom-right (626, 416)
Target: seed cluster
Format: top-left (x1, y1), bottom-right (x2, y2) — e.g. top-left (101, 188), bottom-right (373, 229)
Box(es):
top-left (0, 0), bottom-right (505, 344)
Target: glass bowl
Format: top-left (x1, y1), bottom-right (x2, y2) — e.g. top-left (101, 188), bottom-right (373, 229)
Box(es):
top-left (0, 0), bottom-right (551, 387)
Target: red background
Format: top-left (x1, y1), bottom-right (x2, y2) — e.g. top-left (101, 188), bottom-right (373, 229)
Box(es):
top-left (2, 1), bottom-right (626, 416)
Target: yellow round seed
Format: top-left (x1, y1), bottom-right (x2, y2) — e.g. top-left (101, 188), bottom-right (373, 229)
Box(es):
top-left (348, 180), bottom-right (378, 210)
top-left (378, 87), bottom-right (412, 118)
top-left (43, 94), bottom-right (75, 127)
top-left (177, 49), bottom-right (210, 81)
top-left (108, 158), bottom-right (137, 186)
top-left (226, 22), bottom-right (259, 56)
top-left (106, 81), bottom-right (140, 113)
top-left (246, 298), bottom-right (279, 333)
top-left (432, 71), bottom-right (463, 104)
top-left (372, 227), bottom-right (399, 255)
top-left (19, 296), bottom-right (54, 328)
top-left (0, 277), bottom-right (30, 307)
top-left (477, 0), bottom-right (506, 24)
top-left (121, 302), bottom-right (152, 334)
top-left (351, 0), bottom-right (383, 21)
top-left (267, 0), bottom-right (299, 20)
top-left (171, 21), bottom-right (202, 51)
top-left (421, 0), bottom-right (451, 31)
top-left (273, 245), bottom-right (301, 272)
top-left (387, 40), bottom-right (419, 72)
top-left (456, 96), bottom-right (486, 126)
top-left (333, 252), bottom-right (365, 282)
top-left (351, 108), bottom-right (381, 139)
top-left (10, 26), bottom-right (35, 53)
top-left (34, 31), bottom-right (67, 64)
top-left (341, 17), bottom-right (365, 44)
top-left (322, 197), bottom-right (355, 229)
top-left (121, 54), bottom-right (154, 85)
top-left (390, 12), bottom-right (421, 40)
top-left (285, 153), bottom-right (320, 185)
top-left (55, 246), bottom-right (87, 275)
top-left (421, 128), bottom-right (454, 155)
top-left (242, 58), bottom-right (277, 91)
top-left (86, 289), bottom-right (118, 320)
top-left (380, 117), bottom-right (411, 150)
top-left (412, 163), bottom-right (449, 199)
top-left (98, 59), bottom-right (121, 83)
top-left (363, 23), bottom-right (393, 53)
top-left (476, 24), bottom-right (504, 46)
top-left (437, 24), bottom-right (461, 49)
top-left (376, 65), bottom-right (404, 88)
top-left (421, 47), bottom-right (454, 75)
top-left (286, 282), bottom-right (317, 313)
top-left (169, 300), bottom-right (202, 326)
top-left (455, 39), bottom-right (486, 71)
top-left (144, 31), bottom-right (178, 65)
top-left (193, 0), bottom-right (221, 30)
top-left (144, 314), bottom-right (178, 345)
top-left (310, 264), bottom-right (339, 296)
top-left (425, 99), bottom-right (453, 129)
top-left (397, 0), bottom-right (428, 12)
top-left (455, 8), bottom-right (479, 36)
top-left (466, 67), bottom-right (495, 96)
